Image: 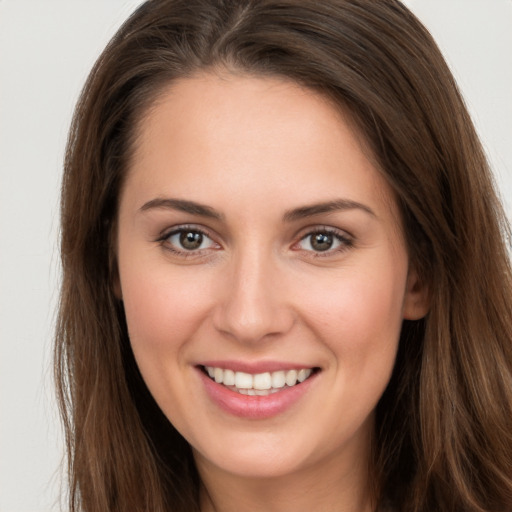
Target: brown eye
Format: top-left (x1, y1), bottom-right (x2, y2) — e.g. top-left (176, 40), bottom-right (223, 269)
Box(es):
top-left (165, 228), bottom-right (217, 252)
top-left (310, 233), bottom-right (333, 251)
top-left (180, 231), bottom-right (203, 250)
top-left (296, 229), bottom-right (352, 254)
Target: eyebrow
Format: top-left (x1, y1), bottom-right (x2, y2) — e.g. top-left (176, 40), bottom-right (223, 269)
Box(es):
top-left (139, 198), bottom-right (224, 220)
top-left (283, 199), bottom-right (376, 222)
top-left (139, 197), bottom-right (375, 222)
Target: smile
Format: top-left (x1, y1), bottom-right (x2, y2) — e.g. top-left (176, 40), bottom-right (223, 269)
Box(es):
top-left (198, 364), bottom-right (320, 418)
top-left (203, 366), bottom-right (315, 396)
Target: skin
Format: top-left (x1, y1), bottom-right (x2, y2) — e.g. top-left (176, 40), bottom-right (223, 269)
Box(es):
top-left (116, 73), bottom-right (428, 512)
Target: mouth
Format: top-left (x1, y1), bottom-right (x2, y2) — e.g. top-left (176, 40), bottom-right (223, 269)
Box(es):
top-left (200, 365), bottom-right (319, 397)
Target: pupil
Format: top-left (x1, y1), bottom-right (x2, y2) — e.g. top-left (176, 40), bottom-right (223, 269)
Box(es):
top-left (180, 231), bottom-right (202, 250)
top-left (311, 233), bottom-right (333, 251)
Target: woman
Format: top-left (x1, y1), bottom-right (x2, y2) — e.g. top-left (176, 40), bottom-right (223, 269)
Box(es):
top-left (55, 0), bottom-right (512, 511)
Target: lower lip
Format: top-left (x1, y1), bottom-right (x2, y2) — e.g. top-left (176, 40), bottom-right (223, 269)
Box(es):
top-left (197, 368), bottom-right (318, 419)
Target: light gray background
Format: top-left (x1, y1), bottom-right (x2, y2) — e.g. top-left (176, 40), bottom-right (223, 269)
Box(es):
top-left (1, 1), bottom-right (511, 511)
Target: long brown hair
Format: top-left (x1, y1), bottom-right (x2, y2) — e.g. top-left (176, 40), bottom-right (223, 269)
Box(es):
top-left (56, 1), bottom-right (512, 510)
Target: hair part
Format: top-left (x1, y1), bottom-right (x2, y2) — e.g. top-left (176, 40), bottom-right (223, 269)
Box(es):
top-left (56, 1), bottom-right (512, 510)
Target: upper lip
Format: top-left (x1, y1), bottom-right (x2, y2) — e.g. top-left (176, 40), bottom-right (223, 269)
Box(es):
top-left (197, 360), bottom-right (319, 374)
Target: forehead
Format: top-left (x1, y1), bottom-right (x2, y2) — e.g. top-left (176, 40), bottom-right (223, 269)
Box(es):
top-left (133, 73), bottom-right (357, 164)
top-left (123, 72), bottom-right (399, 228)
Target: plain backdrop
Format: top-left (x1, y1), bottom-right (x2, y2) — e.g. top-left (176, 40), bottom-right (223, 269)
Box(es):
top-left (0, 1), bottom-right (511, 511)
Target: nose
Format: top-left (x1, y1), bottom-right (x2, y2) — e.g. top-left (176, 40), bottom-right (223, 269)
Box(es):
top-left (212, 247), bottom-right (295, 344)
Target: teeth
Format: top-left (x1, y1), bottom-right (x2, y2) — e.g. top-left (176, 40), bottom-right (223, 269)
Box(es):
top-left (253, 372), bottom-right (272, 390)
top-left (235, 371), bottom-right (253, 389)
top-left (223, 369), bottom-right (235, 386)
top-left (285, 370), bottom-right (298, 386)
top-left (271, 371), bottom-right (286, 388)
top-left (204, 366), bottom-right (313, 393)
top-left (297, 369), bottom-right (309, 382)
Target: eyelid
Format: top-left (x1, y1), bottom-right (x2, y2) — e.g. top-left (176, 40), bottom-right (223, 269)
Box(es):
top-left (155, 223), bottom-right (353, 258)
top-left (292, 225), bottom-right (354, 256)
top-left (157, 224), bottom-right (221, 255)
top-left (294, 224), bottom-right (354, 241)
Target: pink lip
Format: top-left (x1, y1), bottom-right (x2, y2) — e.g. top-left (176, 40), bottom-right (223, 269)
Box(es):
top-left (199, 360), bottom-right (315, 373)
top-left (196, 365), bottom-right (319, 420)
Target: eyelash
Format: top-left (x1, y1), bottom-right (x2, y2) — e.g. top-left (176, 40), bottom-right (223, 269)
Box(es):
top-left (294, 228), bottom-right (354, 257)
top-left (157, 225), bottom-right (354, 258)
top-left (157, 225), bottom-right (218, 258)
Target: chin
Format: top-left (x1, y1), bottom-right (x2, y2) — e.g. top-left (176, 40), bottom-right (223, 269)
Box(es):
top-left (193, 431), bottom-right (311, 475)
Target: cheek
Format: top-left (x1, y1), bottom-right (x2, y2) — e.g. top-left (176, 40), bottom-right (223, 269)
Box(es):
top-left (299, 261), bottom-right (407, 366)
top-left (119, 264), bottom-right (217, 429)
top-left (120, 264), bottom-right (214, 359)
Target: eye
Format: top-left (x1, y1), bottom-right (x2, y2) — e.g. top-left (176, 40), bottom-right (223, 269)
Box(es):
top-left (163, 227), bottom-right (218, 252)
top-left (296, 229), bottom-right (352, 254)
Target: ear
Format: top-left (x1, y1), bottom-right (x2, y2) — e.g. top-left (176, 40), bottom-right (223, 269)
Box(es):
top-left (402, 267), bottom-right (429, 320)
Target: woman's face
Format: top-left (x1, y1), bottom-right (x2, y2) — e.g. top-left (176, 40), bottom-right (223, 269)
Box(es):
top-left (116, 74), bottom-right (427, 483)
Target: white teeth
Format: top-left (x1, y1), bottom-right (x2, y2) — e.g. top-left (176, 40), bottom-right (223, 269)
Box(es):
top-left (271, 371), bottom-right (286, 388)
top-left (298, 368), bottom-right (312, 382)
top-left (285, 370), bottom-right (298, 386)
top-left (204, 366), bottom-right (314, 393)
top-left (253, 372), bottom-right (272, 390)
top-left (223, 369), bottom-right (235, 386)
top-left (235, 371), bottom-right (253, 389)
